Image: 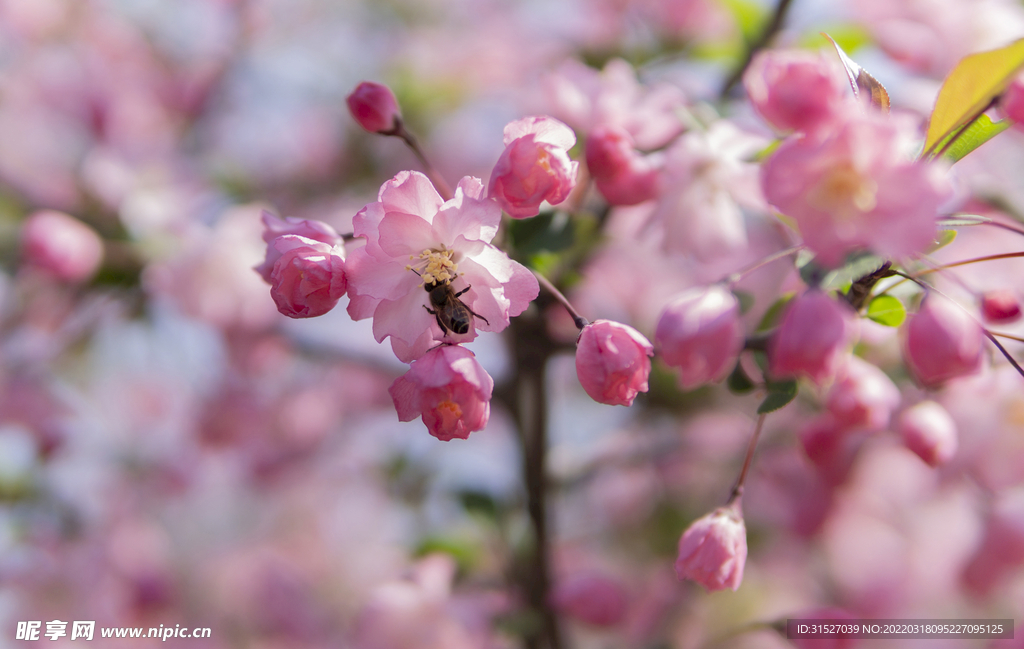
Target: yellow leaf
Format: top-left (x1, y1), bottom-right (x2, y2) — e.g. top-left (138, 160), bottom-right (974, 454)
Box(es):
top-left (923, 38), bottom-right (1024, 158)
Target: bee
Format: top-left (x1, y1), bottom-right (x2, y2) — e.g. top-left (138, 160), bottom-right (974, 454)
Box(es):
top-left (423, 280), bottom-right (489, 336)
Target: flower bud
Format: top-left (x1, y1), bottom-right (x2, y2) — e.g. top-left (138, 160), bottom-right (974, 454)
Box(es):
top-left (575, 320), bottom-right (654, 406)
top-left (981, 288), bottom-right (1021, 324)
top-left (267, 235), bottom-right (347, 318)
top-left (655, 286), bottom-right (744, 390)
top-left (769, 291), bottom-right (857, 385)
top-left (743, 49), bottom-right (848, 134)
top-left (550, 571), bottom-right (628, 627)
top-left (255, 210), bottom-right (344, 283)
top-left (675, 498), bottom-right (747, 592)
top-left (389, 345), bottom-right (494, 441)
top-left (898, 400), bottom-right (957, 467)
top-left (824, 356), bottom-right (901, 433)
top-left (902, 295), bottom-right (984, 388)
top-left (488, 116), bottom-right (579, 218)
top-left (585, 124), bottom-right (660, 206)
top-left (20, 210), bottom-right (103, 282)
top-left (346, 81), bottom-right (401, 134)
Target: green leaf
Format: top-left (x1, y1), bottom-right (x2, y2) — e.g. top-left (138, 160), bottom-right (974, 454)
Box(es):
top-left (727, 361), bottom-right (756, 394)
top-left (923, 37), bottom-right (1024, 158)
top-left (757, 294), bottom-right (794, 332)
top-left (942, 114), bottom-right (1012, 163)
top-left (926, 228), bottom-right (958, 253)
top-left (757, 380), bottom-right (798, 414)
top-left (866, 295), bottom-right (906, 327)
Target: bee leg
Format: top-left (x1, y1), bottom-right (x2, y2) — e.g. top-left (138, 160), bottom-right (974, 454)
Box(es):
top-left (467, 308), bottom-right (489, 326)
top-left (454, 285), bottom-right (471, 298)
top-left (424, 305), bottom-right (452, 337)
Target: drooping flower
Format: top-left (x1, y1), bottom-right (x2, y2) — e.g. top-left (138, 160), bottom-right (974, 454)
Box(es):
top-left (762, 107), bottom-right (952, 268)
top-left (675, 498), bottom-right (747, 592)
top-left (769, 291), bottom-right (858, 386)
top-left (346, 171), bottom-right (539, 362)
top-left (265, 235), bottom-right (347, 319)
top-left (981, 288), bottom-right (1021, 324)
top-left (744, 49), bottom-right (849, 135)
top-left (20, 210), bottom-right (104, 282)
top-left (898, 400), bottom-right (958, 467)
top-left (655, 285), bottom-right (744, 390)
top-left (487, 116), bottom-right (579, 218)
top-left (575, 320), bottom-right (654, 406)
top-left (902, 294), bottom-right (984, 387)
top-left (388, 345), bottom-right (493, 441)
top-left (346, 81), bottom-right (402, 134)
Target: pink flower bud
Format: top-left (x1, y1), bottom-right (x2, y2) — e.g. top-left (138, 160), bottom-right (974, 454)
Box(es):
top-left (267, 235), bottom-right (347, 318)
top-left (488, 116), bottom-right (579, 218)
top-left (743, 49), bottom-right (848, 134)
top-left (575, 320), bottom-right (654, 406)
top-left (255, 210), bottom-right (344, 283)
top-left (20, 210), bottom-right (103, 282)
top-left (346, 81), bottom-right (401, 134)
top-left (675, 498), bottom-right (747, 592)
top-left (769, 291), bottom-right (857, 386)
top-left (898, 400), bottom-right (957, 467)
top-left (825, 356), bottom-right (901, 433)
top-left (389, 345), bottom-right (494, 441)
top-left (981, 288), bottom-right (1021, 324)
top-left (550, 571), bottom-right (628, 627)
top-left (655, 286), bottom-right (744, 390)
top-left (585, 125), bottom-right (660, 206)
top-left (902, 295), bottom-right (984, 388)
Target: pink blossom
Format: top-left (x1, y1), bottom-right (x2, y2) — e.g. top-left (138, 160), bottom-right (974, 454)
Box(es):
top-left (825, 355), bottom-right (901, 433)
top-left (550, 571), bottom-right (628, 627)
top-left (20, 209), bottom-right (103, 282)
top-left (575, 319), bottom-right (654, 406)
top-left (542, 58), bottom-right (686, 150)
top-left (255, 210), bottom-right (344, 283)
top-left (651, 121), bottom-right (767, 260)
top-left (898, 400), bottom-right (958, 467)
top-left (981, 288), bottom-right (1021, 323)
top-left (655, 285), bottom-right (744, 390)
top-left (763, 107), bottom-right (952, 268)
top-left (1002, 75), bottom-right (1024, 123)
top-left (487, 116), bottom-right (579, 218)
top-left (265, 235), bottom-right (347, 319)
top-left (675, 498), bottom-right (747, 592)
top-left (346, 171), bottom-right (539, 362)
top-left (902, 295), bottom-right (984, 388)
top-left (388, 345), bottom-right (493, 441)
top-left (585, 124), bottom-right (661, 206)
top-left (346, 81), bottom-right (401, 134)
top-left (744, 49), bottom-right (849, 135)
top-left (769, 291), bottom-right (858, 385)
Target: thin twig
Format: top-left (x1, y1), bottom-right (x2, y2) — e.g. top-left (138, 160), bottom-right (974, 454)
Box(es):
top-left (719, 0), bottom-right (795, 99)
top-left (724, 244), bottom-right (803, 286)
top-left (534, 270), bottom-right (589, 330)
top-left (390, 120), bottom-right (454, 201)
top-left (729, 413), bottom-right (767, 504)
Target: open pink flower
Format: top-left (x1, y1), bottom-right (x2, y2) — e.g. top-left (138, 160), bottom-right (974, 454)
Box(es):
top-left (346, 171), bottom-right (539, 362)
top-left (769, 291), bottom-right (858, 386)
top-left (763, 107), bottom-right (952, 268)
top-left (487, 116), bottom-right (579, 218)
top-left (266, 235), bottom-right (347, 319)
top-left (656, 285), bottom-right (744, 390)
top-left (575, 320), bottom-right (653, 406)
top-left (389, 345), bottom-right (493, 441)
top-left (675, 498), bottom-right (747, 592)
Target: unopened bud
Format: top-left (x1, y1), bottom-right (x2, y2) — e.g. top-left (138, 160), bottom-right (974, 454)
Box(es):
top-left (346, 81), bottom-right (401, 134)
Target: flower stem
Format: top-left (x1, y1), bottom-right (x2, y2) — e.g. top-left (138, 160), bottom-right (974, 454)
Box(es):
top-left (729, 413), bottom-right (767, 504)
top-left (534, 270), bottom-right (589, 330)
top-left (912, 251), bottom-right (1024, 277)
top-left (389, 118), bottom-right (454, 201)
top-left (724, 245), bottom-right (803, 287)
